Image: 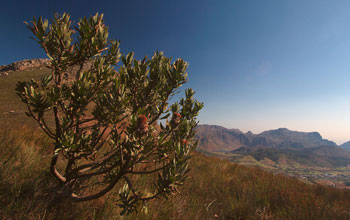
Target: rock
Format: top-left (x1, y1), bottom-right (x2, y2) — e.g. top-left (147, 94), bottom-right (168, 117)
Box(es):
top-left (0, 59), bottom-right (94, 81)
top-left (0, 72), bottom-right (8, 77)
top-left (0, 59), bottom-right (50, 72)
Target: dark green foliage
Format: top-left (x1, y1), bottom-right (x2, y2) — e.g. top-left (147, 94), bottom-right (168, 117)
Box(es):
top-left (16, 12), bottom-right (203, 214)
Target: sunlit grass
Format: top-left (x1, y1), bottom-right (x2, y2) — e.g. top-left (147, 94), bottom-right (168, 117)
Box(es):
top-left (1, 126), bottom-right (350, 219)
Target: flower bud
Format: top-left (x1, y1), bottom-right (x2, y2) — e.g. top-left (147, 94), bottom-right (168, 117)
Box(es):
top-left (171, 112), bottom-right (181, 125)
top-left (137, 114), bottom-right (148, 133)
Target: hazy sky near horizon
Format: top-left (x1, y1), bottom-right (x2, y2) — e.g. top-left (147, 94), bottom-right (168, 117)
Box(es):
top-left (1, 0), bottom-right (349, 144)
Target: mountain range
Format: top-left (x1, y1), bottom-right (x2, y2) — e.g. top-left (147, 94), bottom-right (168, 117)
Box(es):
top-left (196, 124), bottom-right (350, 167)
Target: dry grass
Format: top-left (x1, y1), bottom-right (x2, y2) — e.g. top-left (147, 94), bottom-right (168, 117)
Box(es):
top-left (1, 126), bottom-right (350, 219)
top-left (0, 68), bottom-right (51, 129)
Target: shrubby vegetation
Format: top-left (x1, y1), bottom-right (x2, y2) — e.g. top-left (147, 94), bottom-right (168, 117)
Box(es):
top-left (15, 12), bottom-right (203, 214)
top-left (1, 126), bottom-right (350, 219)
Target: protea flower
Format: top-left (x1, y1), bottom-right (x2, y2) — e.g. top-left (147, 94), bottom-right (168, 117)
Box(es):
top-left (137, 114), bottom-right (148, 133)
top-left (171, 112), bottom-right (181, 126)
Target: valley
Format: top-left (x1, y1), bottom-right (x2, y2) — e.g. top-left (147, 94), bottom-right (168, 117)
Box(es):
top-left (196, 124), bottom-right (350, 188)
top-left (207, 150), bottom-right (350, 188)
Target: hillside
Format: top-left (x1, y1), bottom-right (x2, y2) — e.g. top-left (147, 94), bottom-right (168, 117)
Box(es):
top-left (195, 125), bottom-right (249, 152)
top-left (0, 60), bottom-right (51, 127)
top-left (2, 126), bottom-right (350, 219)
top-left (1, 63), bottom-right (350, 219)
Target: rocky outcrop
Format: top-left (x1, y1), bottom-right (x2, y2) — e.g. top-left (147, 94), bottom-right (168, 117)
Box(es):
top-left (0, 59), bottom-right (49, 74)
top-left (0, 58), bottom-right (95, 79)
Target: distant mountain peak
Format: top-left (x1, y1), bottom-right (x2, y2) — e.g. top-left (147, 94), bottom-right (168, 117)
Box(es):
top-left (196, 124), bottom-right (337, 153)
top-left (307, 132), bottom-right (322, 139)
top-left (262, 128), bottom-right (290, 134)
top-left (277, 128), bottom-right (289, 131)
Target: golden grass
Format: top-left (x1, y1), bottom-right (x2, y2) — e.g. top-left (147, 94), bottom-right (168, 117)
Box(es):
top-left (1, 126), bottom-right (350, 219)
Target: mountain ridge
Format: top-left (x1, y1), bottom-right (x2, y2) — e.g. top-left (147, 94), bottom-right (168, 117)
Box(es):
top-left (196, 124), bottom-right (337, 152)
top-left (195, 124), bottom-right (349, 167)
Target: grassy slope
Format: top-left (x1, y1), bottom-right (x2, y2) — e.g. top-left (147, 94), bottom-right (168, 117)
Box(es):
top-left (1, 126), bottom-right (350, 220)
top-left (0, 68), bottom-right (50, 128)
top-left (1, 68), bottom-right (350, 219)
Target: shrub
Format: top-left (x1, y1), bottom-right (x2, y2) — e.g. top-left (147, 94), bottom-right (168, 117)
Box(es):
top-left (16, 12), bottom-right (203, 214)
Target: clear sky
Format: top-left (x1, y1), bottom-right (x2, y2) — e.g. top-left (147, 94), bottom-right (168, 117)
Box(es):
top-left (1, 0), bottom-right (349, 144)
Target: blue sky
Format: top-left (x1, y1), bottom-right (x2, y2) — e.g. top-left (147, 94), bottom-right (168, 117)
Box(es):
top-left (1, 0), bottom-right (349, 144)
